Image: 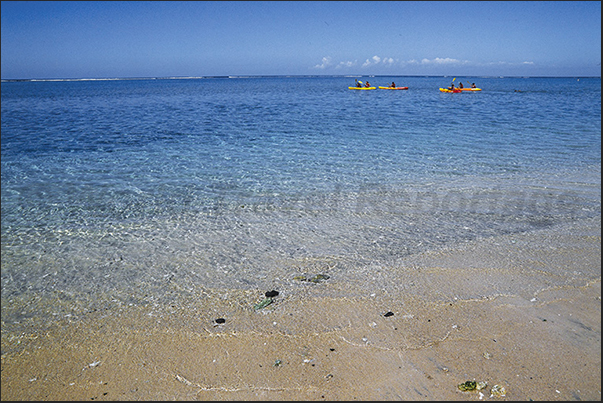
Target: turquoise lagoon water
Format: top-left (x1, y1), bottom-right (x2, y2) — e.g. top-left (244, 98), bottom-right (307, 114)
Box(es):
top-left (1, 76), bottom-right (600, 327)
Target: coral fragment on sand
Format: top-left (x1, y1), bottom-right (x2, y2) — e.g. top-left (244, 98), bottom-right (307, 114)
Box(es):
top-left (490, 384), bottom-right (506, 397)
top-left (254, 297), bottom-right (273, 311)
top-left (458, 380), bottom-right (487, 391)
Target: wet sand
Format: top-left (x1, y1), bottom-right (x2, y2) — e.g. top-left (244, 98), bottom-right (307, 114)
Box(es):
top-left (1, 218), bottom-right (600, 401)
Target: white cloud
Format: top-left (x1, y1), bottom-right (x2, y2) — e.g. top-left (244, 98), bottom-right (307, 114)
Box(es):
top-left (361, 55), bottom-right (396, 68)
top-left (483, 61), bottom-right (535, 67)
top-left (421, 57), bottom-right (465, 65)
top-left (336, 60), bottom-right (357, 69)
top-left (313, 55), bottom-right (500, 70)
top-left (312, 55), bottom-right (540, 74)
top-left (314, 56), bottom-right (332, 69)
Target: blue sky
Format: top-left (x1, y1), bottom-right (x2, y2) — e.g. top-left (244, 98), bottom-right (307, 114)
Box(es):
top-left (1, 1), bottom-right (601, 79)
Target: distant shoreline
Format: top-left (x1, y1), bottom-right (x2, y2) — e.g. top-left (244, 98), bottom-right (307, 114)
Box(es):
top-left (2, 74), bottom-right (601, 83)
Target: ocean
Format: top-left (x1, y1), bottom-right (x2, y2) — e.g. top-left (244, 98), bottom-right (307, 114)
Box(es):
top-left (1, 76), bottom-right (600, 331)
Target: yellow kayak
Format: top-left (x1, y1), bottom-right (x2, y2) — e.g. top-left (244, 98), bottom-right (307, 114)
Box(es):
top-left (439, 88), bottom-right (462, 93)
top-left (349, 86), bottom-right (376, 90)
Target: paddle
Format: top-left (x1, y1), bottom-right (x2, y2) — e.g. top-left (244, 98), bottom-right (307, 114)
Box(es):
top-left (447, 77), bottom-right (456, 91)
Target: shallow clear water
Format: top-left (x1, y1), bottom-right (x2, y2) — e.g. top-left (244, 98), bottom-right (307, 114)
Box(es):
top-left (1, 76), bottom-right (600, 326)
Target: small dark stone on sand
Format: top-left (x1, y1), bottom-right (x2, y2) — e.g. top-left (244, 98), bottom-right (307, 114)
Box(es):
top-left (215, 318), bottom-right (226, 324)
top-left (384, 311), bottom-right (394, 317)
top-left (265, 290), bottom-right (279, 298)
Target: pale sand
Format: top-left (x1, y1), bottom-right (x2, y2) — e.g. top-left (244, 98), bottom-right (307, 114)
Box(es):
top-left (1, 219), bottom-right (600, 401)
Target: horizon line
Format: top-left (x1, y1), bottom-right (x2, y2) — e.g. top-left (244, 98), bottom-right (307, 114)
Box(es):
top-left (2, 74), bottom-right (601, 82)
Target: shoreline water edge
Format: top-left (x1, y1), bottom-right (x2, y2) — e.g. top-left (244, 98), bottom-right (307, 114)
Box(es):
top-left (1, 76), bottom-right (600, 400)
top-left (1, 215), bottom-right (600, 400)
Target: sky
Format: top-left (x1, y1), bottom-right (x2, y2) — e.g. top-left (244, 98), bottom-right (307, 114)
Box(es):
top-left (1, 1), bottom-right (601, 79)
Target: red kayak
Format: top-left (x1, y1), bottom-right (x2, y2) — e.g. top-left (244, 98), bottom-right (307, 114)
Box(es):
top-left (379, 86), bottom-right (408, 90)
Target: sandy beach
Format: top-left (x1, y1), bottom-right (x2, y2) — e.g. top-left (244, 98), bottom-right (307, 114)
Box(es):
top-left (1, 217), bottom-right (600, 401)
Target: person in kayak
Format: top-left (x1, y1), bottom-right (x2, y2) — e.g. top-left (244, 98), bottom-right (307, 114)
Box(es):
top-left (365, 81), bottom-right (371, 87)
top-left (458, 82), bottom-right (464, 89)
top-left (471, 83), bottom-right (477, 88)
top-left (448, 82), bottom-right (455, 90)
top-left (390, 81), bottom-right (396, 88)
top-left (355, 79), bottom-right (362, 87)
